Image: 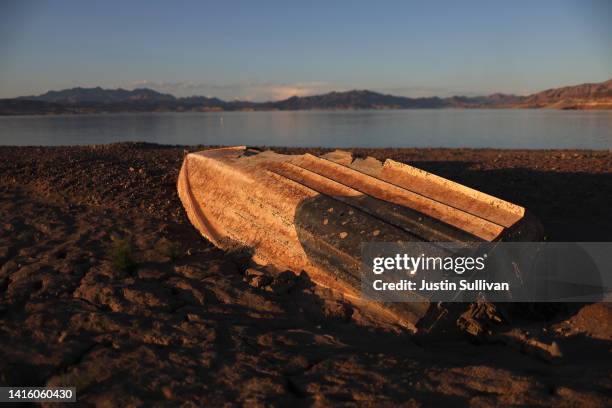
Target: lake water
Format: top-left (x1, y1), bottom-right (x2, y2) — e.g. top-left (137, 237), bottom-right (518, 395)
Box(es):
top-left (1, 109), bottom-right (611, 149)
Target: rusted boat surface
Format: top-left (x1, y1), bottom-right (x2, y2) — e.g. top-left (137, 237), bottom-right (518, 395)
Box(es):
top-left (177, 147), bottom-right (542, 330)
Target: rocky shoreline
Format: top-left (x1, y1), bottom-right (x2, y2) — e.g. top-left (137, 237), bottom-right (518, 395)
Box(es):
top-left (1, 143), bottom-right (611, 406)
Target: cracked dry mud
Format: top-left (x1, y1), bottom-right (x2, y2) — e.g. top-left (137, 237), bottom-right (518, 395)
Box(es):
top-left (0, 144), bottom-right (611, 407)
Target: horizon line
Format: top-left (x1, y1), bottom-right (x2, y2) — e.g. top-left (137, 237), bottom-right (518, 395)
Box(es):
top-left (7, 77), bottom-right (611, 103)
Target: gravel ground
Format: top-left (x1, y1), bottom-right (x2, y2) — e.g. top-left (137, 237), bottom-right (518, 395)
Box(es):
top-left (0, 143), bottom-right (610, 406)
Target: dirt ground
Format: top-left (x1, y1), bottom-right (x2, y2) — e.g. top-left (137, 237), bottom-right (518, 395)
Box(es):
top-left (0, 143), bottom-right (610, 407)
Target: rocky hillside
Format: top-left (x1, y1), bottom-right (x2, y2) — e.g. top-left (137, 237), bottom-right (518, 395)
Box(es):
top-left (2, 79), bottom-right (611, 114)
top-left (520, 79), bottom-right (612, 109)
top-left (18, 87), bottom-right (176, 104)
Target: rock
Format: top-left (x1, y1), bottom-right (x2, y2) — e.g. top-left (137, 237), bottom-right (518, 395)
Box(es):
top-left (138, 268), bottom-right (168, 280)
top-left (162, 386), bottom-right (174, 400)
top-left (0, 246), bottom-right (10, 262)
top-left (245, 268), bottom-right (273, 288)
top-left (457, 302), bottom-right (508, 338)
top-left (269, 270), bottom-right (301, 294)
top-left (500, 330), bottom-right (564, 363)
top-left (174, 264), bottom-right (210, 279)
top-left (250, 274), bottom-right (273, 289)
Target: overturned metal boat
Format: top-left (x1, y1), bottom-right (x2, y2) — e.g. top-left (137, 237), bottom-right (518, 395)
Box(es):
top-left (177, 147), bottom-right (542, 330)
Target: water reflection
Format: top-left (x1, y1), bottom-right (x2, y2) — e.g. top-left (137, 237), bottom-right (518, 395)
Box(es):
top-left (0, 109), bottom-right (611, 148)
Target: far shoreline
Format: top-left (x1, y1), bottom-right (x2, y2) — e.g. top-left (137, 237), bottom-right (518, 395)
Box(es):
top-left (1, 142), bottom-right (611, 153)
top-left (3, 106), bottom-right (612, 117)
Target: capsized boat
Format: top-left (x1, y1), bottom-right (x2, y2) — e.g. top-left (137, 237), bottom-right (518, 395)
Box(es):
top-left (177, 147), bottom-right (542, 330)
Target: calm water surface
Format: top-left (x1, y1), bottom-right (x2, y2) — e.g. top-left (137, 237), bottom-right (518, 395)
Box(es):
top-left (1, 110), bottom-right (611, 149)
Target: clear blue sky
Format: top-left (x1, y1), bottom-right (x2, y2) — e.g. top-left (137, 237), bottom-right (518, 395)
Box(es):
top-left (1, 0), bottom-right (610, 100)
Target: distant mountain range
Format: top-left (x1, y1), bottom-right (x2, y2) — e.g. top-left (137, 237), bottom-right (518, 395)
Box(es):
top-left (1, 79), bottom-right (610, 115)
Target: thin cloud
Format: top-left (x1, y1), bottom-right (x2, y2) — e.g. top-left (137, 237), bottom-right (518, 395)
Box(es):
top-left (122, 80), bottom-right (342, 101)
top-left (375, 85), bottom-right (509, 98)
top-left (119, 80), bottom-right (519, 100)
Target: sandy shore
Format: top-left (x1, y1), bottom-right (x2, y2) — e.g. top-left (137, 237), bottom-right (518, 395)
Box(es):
top-left (0, 143), bottom-right (611, 406)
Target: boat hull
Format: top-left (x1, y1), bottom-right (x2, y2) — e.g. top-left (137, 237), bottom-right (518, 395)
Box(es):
top-left (177, 147), bottom-right (542, 330)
